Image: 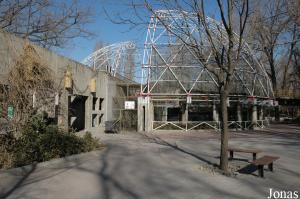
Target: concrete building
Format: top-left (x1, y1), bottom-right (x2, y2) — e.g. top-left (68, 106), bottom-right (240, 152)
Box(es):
top-left (0, 30), bottom-right (139, 134)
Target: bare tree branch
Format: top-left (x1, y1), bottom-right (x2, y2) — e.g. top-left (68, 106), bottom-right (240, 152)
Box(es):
top-left (0, 0), bottom-right (94, 48)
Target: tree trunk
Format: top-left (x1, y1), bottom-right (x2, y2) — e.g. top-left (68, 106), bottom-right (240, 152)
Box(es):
top-left (275, 106), bottom-right (280, 122)
top-left (269, 59), bottom-right (280, 121)
top-left (219, 91), bottom-right (229, 173)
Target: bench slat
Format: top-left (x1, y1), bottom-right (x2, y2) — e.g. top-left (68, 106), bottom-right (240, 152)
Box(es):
top-left (228, 147), bottom-right (262, 154)
top-left (252, 155), bottom-right (279, 166)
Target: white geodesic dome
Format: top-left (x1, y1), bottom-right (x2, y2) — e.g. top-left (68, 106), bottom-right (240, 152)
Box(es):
top-left (141, 10), bottom-right (274, 99)
top-left (82, 41), bottom-right (136, 78)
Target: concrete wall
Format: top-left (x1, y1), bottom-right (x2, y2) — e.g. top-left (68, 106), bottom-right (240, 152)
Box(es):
top-left (0, 30), bottom-right (128, 135)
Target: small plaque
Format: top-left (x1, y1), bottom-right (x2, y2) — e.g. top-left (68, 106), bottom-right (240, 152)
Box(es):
top-left (7, 105), bottom-right (14, 119)
top-left (125, 101), bottom-right (135, 110)
top-left (187, 96), bottom-right (192, 104)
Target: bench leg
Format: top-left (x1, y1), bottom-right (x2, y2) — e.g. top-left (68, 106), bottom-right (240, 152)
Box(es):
top-left (268, 163), bottom-right (273, 172)
top-left (253, 153), bottom-right (257, 161)
top-left (258, 165), bottom-right (264, 178)
top-left (229, 151), bottom-right (233, 159)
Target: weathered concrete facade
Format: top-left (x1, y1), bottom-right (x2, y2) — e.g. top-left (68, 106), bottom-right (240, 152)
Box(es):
top-left (0, 30), bottom-right (134, 134)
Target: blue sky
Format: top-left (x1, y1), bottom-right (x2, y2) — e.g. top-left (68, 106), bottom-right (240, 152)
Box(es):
top-left (57, 0), bottom-right (147, 62)
top-left (57, 0), bottom-right (219, 63)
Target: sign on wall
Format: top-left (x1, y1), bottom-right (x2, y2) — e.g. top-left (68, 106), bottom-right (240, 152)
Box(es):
top-left (7, 105), bottom-right (14, 119)
top-left (125, 101), bottom-right (135, 110)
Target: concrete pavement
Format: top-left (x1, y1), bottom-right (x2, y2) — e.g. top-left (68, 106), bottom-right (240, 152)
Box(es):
top-left (0, 124), bottom-right (300, 199)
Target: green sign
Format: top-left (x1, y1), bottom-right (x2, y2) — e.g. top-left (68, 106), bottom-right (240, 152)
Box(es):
top-left (7, 105), bottom-right (14, 119)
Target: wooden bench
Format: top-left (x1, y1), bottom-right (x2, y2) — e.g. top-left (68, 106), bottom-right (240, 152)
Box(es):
top-left (228, 147), bottom-right (262, 161)
top-left (252, 155), bottom-right (280, 177)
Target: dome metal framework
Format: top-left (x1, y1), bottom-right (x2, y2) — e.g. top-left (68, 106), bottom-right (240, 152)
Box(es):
top-left (137, 10), bottom-right (275, 132)
top-left (141, 10), bottom-right (274, 100)
top-left (82, 41), bottom-right (135, 77)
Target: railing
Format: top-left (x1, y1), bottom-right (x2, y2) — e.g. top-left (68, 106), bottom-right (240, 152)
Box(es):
top-left (152, 119), bottom-right (269, 131)
top-left (153, 121), bottom-right (219, 131)
top-left (228, 120), bottom-right (268, 129)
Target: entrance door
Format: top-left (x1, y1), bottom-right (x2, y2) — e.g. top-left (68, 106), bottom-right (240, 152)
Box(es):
top-left (69, 95), bottom-right (87, 132)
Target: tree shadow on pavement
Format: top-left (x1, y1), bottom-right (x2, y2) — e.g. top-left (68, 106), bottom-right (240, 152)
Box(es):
top-left (98, 146), bottom-right (140, 199)
top-left (76, 145), bottom-right (141, 199)
top-left (75, 141), bottom-right (257, 199)
top-left (142, 134), bottom-right (218, 168)
top-left (0, 157), bottom-right (87, 198)
top-left (0, 163), bottom-right (37, 199)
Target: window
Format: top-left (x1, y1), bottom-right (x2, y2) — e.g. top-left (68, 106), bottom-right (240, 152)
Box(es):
top-left (99, 98), bottom-right (104, 110)
top-left (92, 97), bottom-right (97, 110)
top-left (99, 113), bottom-right (104, 124)
top-left (92, 114), bottom-right (97, 127)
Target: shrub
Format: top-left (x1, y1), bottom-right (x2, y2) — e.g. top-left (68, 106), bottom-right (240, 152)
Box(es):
top-left (0, 114), bottom-right (102, 169)
top-left (0, 151), bottom-right (14, 169)
top-left (82, 132), bottom-right (101, 151)
top-left (0, 132), bottom-right (16, 169)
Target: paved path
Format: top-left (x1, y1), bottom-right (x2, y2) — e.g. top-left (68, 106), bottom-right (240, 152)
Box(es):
top-left (0, 124), bottom-right (300, 199)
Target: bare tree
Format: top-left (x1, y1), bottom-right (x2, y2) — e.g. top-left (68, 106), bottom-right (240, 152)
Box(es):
top-left (0, 0), bottom-right (94, 48)
top-left (282, 0), bottom-right (300, 93)
top-left (197, 0), bottom-right (249, 173)
top-left (250, 0), bottom-right (300, 119)
top-left (3, 43), bottom-right (56, 129)
top-left (107, 0), bottom-right (250, 173)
